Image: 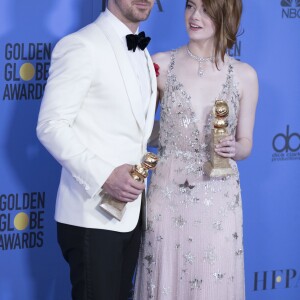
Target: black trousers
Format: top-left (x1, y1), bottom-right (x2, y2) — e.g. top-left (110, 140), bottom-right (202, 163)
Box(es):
top-left (57, 217), bottom-right (142, 300)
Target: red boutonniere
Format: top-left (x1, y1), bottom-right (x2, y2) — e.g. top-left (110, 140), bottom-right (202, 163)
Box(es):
top-left (153, 62), bottom-right (160, 77)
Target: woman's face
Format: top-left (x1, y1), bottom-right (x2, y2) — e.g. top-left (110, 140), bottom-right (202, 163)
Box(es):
top-left (185, 0), bottom-right (215, 44)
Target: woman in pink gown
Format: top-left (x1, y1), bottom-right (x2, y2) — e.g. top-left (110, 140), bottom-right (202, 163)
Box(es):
top-left (134, 0), bottom-right (259, 299)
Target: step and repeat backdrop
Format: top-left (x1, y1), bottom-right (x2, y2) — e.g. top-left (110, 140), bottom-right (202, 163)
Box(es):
top-left (0, 0), bottom-right (299, 299)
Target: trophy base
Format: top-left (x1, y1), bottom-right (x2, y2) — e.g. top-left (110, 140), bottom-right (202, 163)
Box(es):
top-left (98, 152), bottom-right (158, 222)
top-left (99, 195), bottom-right (126, 221)
top-left (204, 161), bottom-right (235, 178)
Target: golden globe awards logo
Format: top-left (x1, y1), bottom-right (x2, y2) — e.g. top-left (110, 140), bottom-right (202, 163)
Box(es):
top-left (272, 125), bottom-right (300, 162)
top-left (281, 0), bottom-right (300, 18)
top-left (0, 192), bottom-right (45, 250)
top-left (2, 43), bottom-right (52, 101)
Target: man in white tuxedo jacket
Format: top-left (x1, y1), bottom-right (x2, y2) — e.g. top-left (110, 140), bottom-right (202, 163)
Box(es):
top-left (36, 0), bottom-right (156, 299)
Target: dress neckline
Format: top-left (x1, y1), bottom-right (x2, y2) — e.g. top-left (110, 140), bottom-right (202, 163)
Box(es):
top-left (167, 49), bottom-right (233, 104)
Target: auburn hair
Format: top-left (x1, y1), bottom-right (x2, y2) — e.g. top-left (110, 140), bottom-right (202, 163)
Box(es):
top-left (186, 0), bottom-right (243, 63)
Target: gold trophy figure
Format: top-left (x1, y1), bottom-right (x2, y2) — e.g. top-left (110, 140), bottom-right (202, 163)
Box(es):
top-left (99, 152), bottom-right (158, 221)
top-left (204, 99), bottom-right (235, 177)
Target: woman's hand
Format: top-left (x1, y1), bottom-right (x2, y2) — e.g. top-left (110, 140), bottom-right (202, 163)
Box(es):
top-left (215, 135), bottom-right (236, 158)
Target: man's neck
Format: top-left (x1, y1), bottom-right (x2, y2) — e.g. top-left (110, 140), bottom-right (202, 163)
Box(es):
top-left (106, 7), bottom-right (139, 33)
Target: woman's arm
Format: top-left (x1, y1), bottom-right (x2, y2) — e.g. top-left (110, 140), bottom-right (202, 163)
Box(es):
top-left (215, 62), bottom-right (259, 161)
top-left (147, 52), bottom-right (171, 147)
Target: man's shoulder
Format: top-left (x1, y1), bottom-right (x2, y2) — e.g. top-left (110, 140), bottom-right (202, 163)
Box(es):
top-left (57, 15), bottom-right (106, 46)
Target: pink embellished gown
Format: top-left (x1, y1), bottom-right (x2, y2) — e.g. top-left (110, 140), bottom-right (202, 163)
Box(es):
top-left (134, 50), bottom-right (245, 300)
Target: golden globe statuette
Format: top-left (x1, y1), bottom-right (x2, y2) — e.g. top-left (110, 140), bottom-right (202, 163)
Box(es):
top-left (204, 99), bottom-right (235, 177)
top-left (99, 152), bottom-right (158, 221)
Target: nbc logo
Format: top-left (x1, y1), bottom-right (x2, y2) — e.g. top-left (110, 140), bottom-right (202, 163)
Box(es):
top-left (281, 0), bottom-right (300, 6)
top-left (281, 0), bottom-right (300, 18)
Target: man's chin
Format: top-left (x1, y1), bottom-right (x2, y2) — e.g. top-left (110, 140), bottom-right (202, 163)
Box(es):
top-left (134, 11), bottom-right (151, 22)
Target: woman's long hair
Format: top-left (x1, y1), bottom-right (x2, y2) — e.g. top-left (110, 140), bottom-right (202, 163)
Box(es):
top-left (186, 0), bottom-right (243, 63)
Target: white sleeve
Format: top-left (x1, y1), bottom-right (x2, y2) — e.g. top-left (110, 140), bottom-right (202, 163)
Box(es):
top-left (36, 34), bottom-right (114, 199)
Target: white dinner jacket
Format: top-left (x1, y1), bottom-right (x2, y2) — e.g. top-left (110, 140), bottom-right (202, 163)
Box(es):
top-left (37, 13), bottom-right (157, 232)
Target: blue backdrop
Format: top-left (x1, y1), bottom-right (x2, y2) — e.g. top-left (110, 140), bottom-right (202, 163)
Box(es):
top-left (0, 1), bottom-right (299, 299)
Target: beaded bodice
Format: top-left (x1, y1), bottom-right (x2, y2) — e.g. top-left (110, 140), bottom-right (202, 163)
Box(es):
top-left (158, 50), bottom-right (240, 176)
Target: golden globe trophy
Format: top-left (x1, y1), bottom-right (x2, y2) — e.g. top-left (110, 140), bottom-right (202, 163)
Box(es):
top-left (204, 99), bottom-right (235, 177)
top-left (99, 152), bottom-right (158, 221)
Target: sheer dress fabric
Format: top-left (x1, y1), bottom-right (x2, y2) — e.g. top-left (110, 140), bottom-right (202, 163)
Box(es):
top-left (134, 50), bottom-right (245, 300)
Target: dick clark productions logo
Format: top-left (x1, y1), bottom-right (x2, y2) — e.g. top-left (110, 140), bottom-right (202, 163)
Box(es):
top-left (272, 125), bottom-right (300, 162)
top-left (281, 0), bottom-right (300, 18)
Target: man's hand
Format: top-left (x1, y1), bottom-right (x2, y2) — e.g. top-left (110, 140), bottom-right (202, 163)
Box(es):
top-left (102, 164), bottom-right (145, 202)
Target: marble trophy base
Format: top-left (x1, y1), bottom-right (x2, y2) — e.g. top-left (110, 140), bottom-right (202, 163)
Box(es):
top-left (204, 131), bottom-right (235, 177)
top-left (99, 195), bottom-right (126, 221)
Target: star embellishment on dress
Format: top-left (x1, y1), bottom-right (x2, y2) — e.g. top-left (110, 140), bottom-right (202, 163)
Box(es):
top-left (213, 221), bottom-right (223, 231)
top-left (179, 180), bottom-right (195, 194)
top-left (184, 251), bottom-right (195, 265)
top-left (173, 215), bottom-right (187, 228)
top-left (203, 246), bottom-right (217, 265)
top-left (213, 271), bottom-right (226, 281)
top-left (189, 278), bottom-right (202, 290)
top-left (162, 187), bottom-right (173, 200)
top-left (232, 232), bottom-right (238, 240)
top-left (144, 254), bottom-right (155, 266)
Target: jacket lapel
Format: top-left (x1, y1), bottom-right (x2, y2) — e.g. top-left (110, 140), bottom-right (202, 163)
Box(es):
top-left (95, 15), bottom-right (145, 131)
top-left (143, 49), bottom-right (157, 143)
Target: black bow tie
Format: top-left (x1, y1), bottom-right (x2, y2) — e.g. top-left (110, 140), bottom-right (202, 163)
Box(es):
top-left (126, 31), bottom-right (151, 52)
